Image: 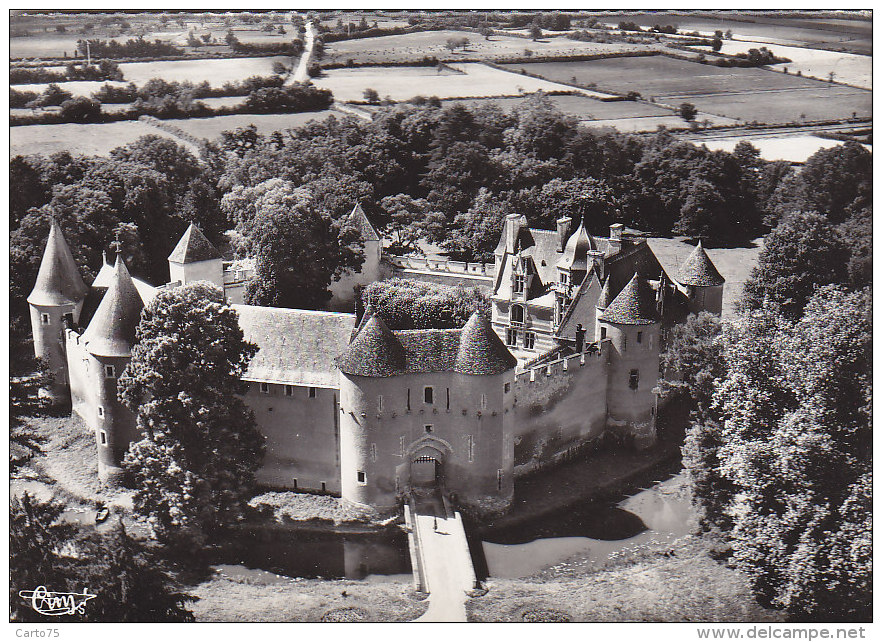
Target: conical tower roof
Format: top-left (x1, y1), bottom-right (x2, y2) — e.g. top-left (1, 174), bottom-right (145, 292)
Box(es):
top-left (556, 221), bottom-right (596, 271)
top-left (598, 273), bottom-right (658, 326)
top-left (27, 221), bottom-right (88, 307)
top-left (678, 241), bottom-right (725, 287)
top-left (454, 310), bottom-right (518, 375)
top-left (596, 276), bottom-right (612, 310)
top-left (168, 224), bottom-right (221, 264)
top-left (336, 314), bottom-right (405, 377)
top-left (81, 256), bottom-right (144, 358)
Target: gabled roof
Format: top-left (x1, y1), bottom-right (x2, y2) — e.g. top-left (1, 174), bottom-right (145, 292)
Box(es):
top-left (336, 311), bottom-right (516, 378)
top-left (168, 224), bottom-right (222, 264)
top-left (81, 257), bottom-right (144, 358)
top-left (348, 203), bottom-right (380, 242)
top-left (27, 221), bottom-right (88, 307)
top-left (678, 241), bottom-right (725, 287)
top-left (235, 304), bottom-right (356, 387)
top-left (598, 273), bottom-right (659, 326)
top-left (454, 311), bottom-right (518, 375)
top-left (556, 221), bottom-right (597, 272)
top-left (557, 270), bottom-right (602, 339)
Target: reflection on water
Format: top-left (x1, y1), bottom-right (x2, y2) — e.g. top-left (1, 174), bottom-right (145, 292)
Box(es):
top-left (218, 527), bottom-right (412, 580)
top-left (481, 473), bottom-right (696, 579)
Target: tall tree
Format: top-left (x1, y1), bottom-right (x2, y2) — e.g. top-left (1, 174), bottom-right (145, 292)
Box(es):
top-left (119, 283), bottom-right (264, 544)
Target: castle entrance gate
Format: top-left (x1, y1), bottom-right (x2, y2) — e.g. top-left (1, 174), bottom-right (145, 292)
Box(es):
top-left (411, 455), bottom-right (439, 488)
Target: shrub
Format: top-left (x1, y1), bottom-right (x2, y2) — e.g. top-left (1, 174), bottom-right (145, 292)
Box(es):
top-left (59, 96), bottom-right (102, 122)
top-left (10, 88), bottom-right (39, 108)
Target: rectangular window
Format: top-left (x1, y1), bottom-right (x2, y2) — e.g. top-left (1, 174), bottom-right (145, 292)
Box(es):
top-left (629, 369), bottom-right (639, 390)
top-left (356, 471), bottom-right (366, 485)
top-left (292, 479), bottom-right (297, 490)
top-left (513, 274), bottom-right (525, 294)
top-left (99, 430), bottom-right (107, 445)
top-left (40, 313), bottom-right (50, 325)
top-left (406, 388), bottom-right (411, 410)
top-left (285, 384), bottom-right (294, 396)
top-left (497, 469), bottom-right (503, 491)
top-left (504, 382), bottom-right (511, 394)
top-left (637, 331), bottom-right (643, 344)
top-left (378, 395), bottom-right (384, 411)
top-left (97, 406), bottom-right (105, 418)
top-left (524, 332), bottom-right (536, 350)
top-left (104, 364), bottom-right (116, 378)
top-left (446, 388), bottom-right (450, 410)
top-left (259, 382), bottom-right (270, 394)
top-left (506, 328), bottom-right (517, 347)
top-left (480, 393), bottom-right (487, 409)
top-left (466, 435), bottom-right (474, 462)
top-left (600, 327), bottom-right (607, 340)
top-left (308, 387), bottom-right (317, 399)
top-left (560, 271), bottom-right (568, 285)
top-left (370, 443), bottom-right (377, 462)
top-left (424, 425), bottom-right (433, 434)
top-left (649, 333), bottom-right (654, 349)
top-left (321, 482), bottom-right (327, 492)
top-left (424, 386), bottom-right (434, 404)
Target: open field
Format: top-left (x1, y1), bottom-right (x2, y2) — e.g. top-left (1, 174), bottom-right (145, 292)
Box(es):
top-left (702, 41), bottom-right (871, 89)
top-left (324, 29), bottom-right (660, 65)
top-left (696, 135), bottom-right (866, 164)
top-left (502, 56), bottom-right (871, 124)
top-left (439, 94), bottom-right (675, 120)
top-left (596, 12), bottom-right (871, 54)
top-left (468, 535), bottom-right (782, 622)
top-left (10, 119), bottom-right (184, 157)
top-left (313, 62), bottom-right (601, 102)
top-left (648, 237), bottom-right (763, 317)
top-left (164, 111), bottom-right (338, 140)
top-left (503, 56), bottom-right (829, 98)
top-left (583, 113), bottom-right (737, 133)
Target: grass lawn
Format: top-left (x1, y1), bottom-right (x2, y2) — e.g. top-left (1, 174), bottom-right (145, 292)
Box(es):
top-left (10, 120), bottom-right (185, 157)
top-left (468, 535), bottom-right (783, 622)
top-left (190, 573), bottom-right (426, 622)
top-left (648, 237), bottom-right (763, 318)
top-left (324, 29), bottom-right (658, 65)
top-left (165, 110), bottom-right (337, 140)
top-left (118, 55), bottom-right (292, 85)
top-left (685, 86), bottom-right (870, 124)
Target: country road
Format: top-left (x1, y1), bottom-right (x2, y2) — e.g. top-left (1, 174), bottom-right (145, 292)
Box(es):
top-left (290, 20), bottom-right (315, 83)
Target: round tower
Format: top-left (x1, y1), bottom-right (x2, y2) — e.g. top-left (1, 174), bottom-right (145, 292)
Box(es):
top-left (81, 256), bottom-right (144, 484)
top-left (27, 220), bottom-right (88, 404)
top-left (677, 241), bottom-right (725, 315)
top-left (597, 274), bottom-right (659, 449)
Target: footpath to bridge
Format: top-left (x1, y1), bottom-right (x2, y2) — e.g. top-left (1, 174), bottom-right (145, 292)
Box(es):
top-left (405, 489), bottom-right (476, 622)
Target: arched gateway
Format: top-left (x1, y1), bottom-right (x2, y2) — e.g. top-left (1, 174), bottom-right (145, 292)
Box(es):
top-left (405, 436), bottom-right (452, 492)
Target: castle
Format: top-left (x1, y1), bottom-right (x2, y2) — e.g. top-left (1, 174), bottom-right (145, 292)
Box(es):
top-left (27, 205), bottom-right (724, 516)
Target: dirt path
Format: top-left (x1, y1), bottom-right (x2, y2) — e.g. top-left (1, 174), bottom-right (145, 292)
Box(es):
top-left (290, 20), bottom-right (315, 83)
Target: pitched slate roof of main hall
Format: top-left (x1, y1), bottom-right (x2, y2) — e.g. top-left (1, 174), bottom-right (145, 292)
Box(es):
top-left (677, 241), bottom-right (725, 287)
top-left (598, 273), bottom-right (659, 326)
top-left (234, 304), bottom-right (356, 387)
top-left (27, 221), bottom-right (89, 307)
top-left (168, 224), bottom-right (222, 264)
top-left (336, 311), bottom-right (516, 377)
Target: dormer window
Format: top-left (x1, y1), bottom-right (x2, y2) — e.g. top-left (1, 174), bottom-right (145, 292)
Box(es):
top-left (513, 273), bottom-right (525, 294)
top-left (560, 271), bottom-right (569, 286)
top-left (510, 304), bottom-right (525, 325)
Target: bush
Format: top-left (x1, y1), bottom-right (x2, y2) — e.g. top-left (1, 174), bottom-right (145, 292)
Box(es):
top-left (59, 96), bottom-right (102, 122)
top-left (243, 84), bottom-right (333, 114)
top-left (10, 88), bottom-right (39, 108)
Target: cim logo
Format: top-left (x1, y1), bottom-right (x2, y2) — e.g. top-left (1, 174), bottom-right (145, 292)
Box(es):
top-left (18, 586), bottom-right (97, 616)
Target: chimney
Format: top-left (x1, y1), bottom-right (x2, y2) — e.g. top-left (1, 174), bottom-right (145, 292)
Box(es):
top-left (608, 223), bottom-right (624, 256)
top-left (556, 216), bottom-right (572, 252)
top-left (575, 323), bottom-right (586, 352)
top-left (588, 249), bottom-right (605, 280)
top-left (505, 213), bottom-right (523, 254)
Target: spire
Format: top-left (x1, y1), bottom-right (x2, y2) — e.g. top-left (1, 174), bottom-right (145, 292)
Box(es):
top-left (168, 224), bottom-right (221, 264)
top-left (597, 276), bottom-right (612, 310)
top-left (678, 240), bottom-right (725, 287)
top-left (454, 310), bottom-right (518, 375)
top-left (27, 220), bottom-right (88, 307)
top-left (81, 256), bottom-right (144, 358)
top-left (335, 313), bottom-right (404, 377)
top-left (556, 220), bottom-right (596, 271)
top-left (598, 273), bottom-right (659, 325)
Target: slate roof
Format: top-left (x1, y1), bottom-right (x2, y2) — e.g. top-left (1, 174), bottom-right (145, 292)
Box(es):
top-left (27, 221), bottom-right (88, 307)
top-left (598, 273), bottom-right (659, 326)
top-left (336, 311), bottom-right (516, 377)
top-left (678, 241), bottom-right (725, 287)
top-left (556, 221), bottom-right (597, 272)
top-left (597, 276), bottom-right (613, 309)
top-left (168, 224), bottom-right (222, 264)
top-left (234, 304), bottom-right (356, 387)
top-left (348, 203), bottom-right (380, 242)
top-left (81, 257), bottom-right (144, 358)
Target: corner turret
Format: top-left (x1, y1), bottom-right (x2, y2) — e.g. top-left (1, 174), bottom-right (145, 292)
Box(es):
top-left (168, 224), bottom-right (224, 290)
top-left (676, 241), bottom-right (725, 315)
top-left (27, 220), bottom-right (88, 403)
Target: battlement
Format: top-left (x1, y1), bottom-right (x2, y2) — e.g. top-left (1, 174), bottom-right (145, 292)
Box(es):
top-left (515, 340), bottom-right (609, 385)
top-left (385, 254), bottom-right (496, 279)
